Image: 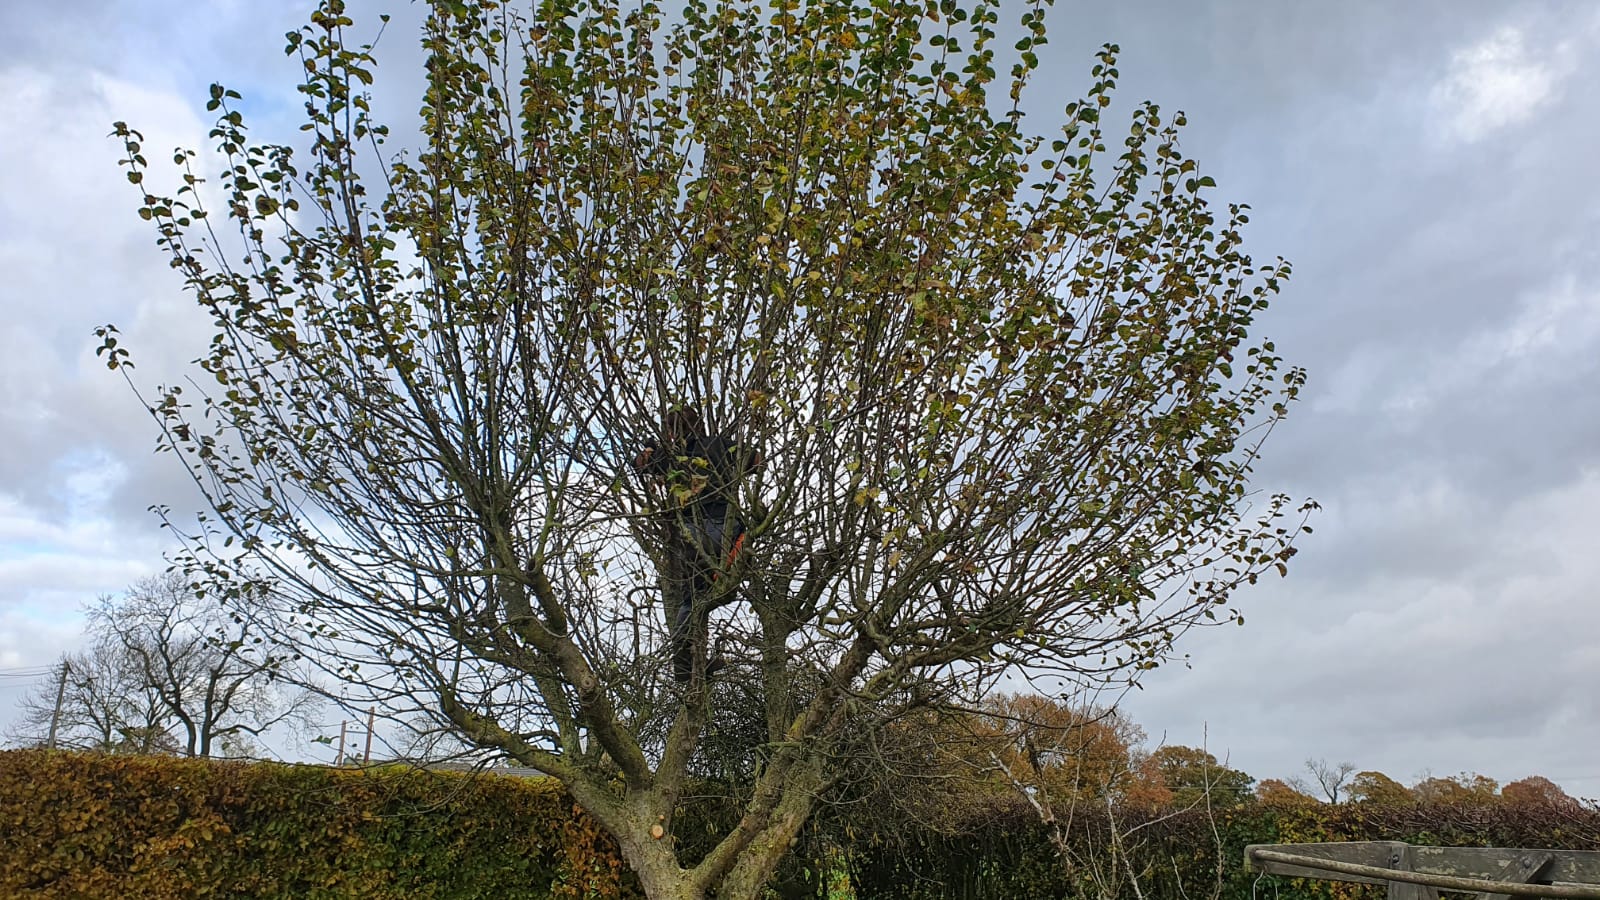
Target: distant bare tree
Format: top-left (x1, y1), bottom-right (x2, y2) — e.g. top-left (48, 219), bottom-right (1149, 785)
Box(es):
top-left (6, 641), bottom-right (174, 753)
top-left (89, 572), bottom-right (321, 758)
top-left (1291, 757), bottom-right (1356, 804)
top-left (392, 713), bottom-right (488, 766)
top-left (8, 573), bottom-right (319, 758)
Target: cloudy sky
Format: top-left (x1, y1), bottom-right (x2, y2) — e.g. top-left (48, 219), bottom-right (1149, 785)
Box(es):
top-left (3, 0), bottom-right (1598, 793)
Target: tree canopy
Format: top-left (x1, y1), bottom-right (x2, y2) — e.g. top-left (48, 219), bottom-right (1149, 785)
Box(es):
top-left (1502, 775), bottom-right (1579, 809)
top-left (7, 574), bottom-right (316, 758)
top-left (100, 0), bottom-right (1310, 895)
top-left (1255, 778), bottom-right (1316, 807)
top-left (1147, 744), bottom-right (1255, 808)
top-left (1346, 769), bottom-right (1412, 806)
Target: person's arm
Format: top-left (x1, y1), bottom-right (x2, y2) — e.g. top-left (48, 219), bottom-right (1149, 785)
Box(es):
top-left (705, 436), bottom-right (761, 475)
top-left (634, 443), bottom-right (668, 475)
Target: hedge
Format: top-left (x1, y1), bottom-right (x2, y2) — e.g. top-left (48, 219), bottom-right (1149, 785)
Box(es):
top-left (838, 798), bottom-right (1600, 899)
top-left (8, 749), bottom-right (1600, 900)
top-left (0, 750), bottom-right (638, 900)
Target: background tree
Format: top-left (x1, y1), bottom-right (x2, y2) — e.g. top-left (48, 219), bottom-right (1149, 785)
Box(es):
top-left (1148, 745), bottom-right (1256, 808)
top-left (1502, 775), bottom-right (1579, 809)
top-left (1255, 778), bottom-right (1316, 806)
top-left (1005, 713), bottom-right (1233, 899)
top-left (878, 696), bottom-right (1162, 839)
top-left (1412, 772), bottom-right (1500, 805)
top-left (10, 574), bottom-right (318, 758)
top-left (959, 696), bottom-right (1148, 805)
top-left (1346, 769), bottom-right (1412, 805)
top-left (1117, 752), bottom-right (1177, 809)
top-left (94, 573), bottom-right (321, 758)
top-left (101, 0), bottom-right (1309, 895)
top-left (392, 712), bottom-right (488, 765)
top-left (6, 642), bottom-right (174, 754)
top-left (1290, 756), bottom-right (1355, 804)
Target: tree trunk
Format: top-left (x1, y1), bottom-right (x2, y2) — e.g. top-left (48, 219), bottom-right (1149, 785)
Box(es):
top-left (715, 834), bottom-right (802, 900)
top-left (566, 782), bottom-right (708, 900)
top-left (597, 797), bottom-right (815, 900)
top-left (615, 828), bottom-right (707, 900)
top-left (713, 764), bottom-right (823, 900)
top-left (631, 870), bottom-right (705, 900)
top-left (568, 698), bottom-right (817, 895)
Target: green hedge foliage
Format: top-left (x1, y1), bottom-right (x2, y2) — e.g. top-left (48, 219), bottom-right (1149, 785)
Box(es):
top-left (837, 797), bottom-right (1600, 899)
top-left (0, 750), bottom-right (638, 900)
top-left (8, 749), bottom-right (1599, 900)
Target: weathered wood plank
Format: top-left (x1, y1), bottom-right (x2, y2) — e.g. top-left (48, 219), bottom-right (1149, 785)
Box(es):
top-left (1479, 853), bottom-right (1553, 900)
top-left (1392, 844), bottom-right (1441, 900)
top-left (1244, 842), bottom-right (1406, 885)
top-left (1245, 843), bottom-right (1600, 887)
top-left (1404, 846), bottom-right (1600, 883)
top-left (1246, 847), bottom-right (1600, 899)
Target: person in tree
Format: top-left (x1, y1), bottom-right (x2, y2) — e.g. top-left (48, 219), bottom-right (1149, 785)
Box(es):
top-left (634, 407), bottom-right (760, 683)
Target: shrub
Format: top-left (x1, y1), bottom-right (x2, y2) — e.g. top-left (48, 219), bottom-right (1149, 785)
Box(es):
top-left (0, 750), bottom-right (638, 899)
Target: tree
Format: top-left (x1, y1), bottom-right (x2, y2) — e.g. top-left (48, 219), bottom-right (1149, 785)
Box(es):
top-left (6, 643), bottom-right (174, 754)
top-left (1346, 770), bottom-right (1412, 805)
top-left (961, 696), bottom-right (1148, 804)
top-left (1148, 745), bottom-right (1255, 808)
top-left (1412, 772), bottom-right (1499, 805)
top-left (101, 0), bottom-right (1309, 895)
top-left (100, 573), bottom-right (322, 758)
top-left (1290, 757), bottom-right (1355, 804)
top-left (9, 574), bottom-right (317, 758)
top-left (921, 700), bottom-right (1226, 899)
top-left (1118, 752), bottom-right (1177, 810)
top-left (1501, 775), bottom-right (1578, 808)
top-left (1255, 778), bottom-right (1316, 806)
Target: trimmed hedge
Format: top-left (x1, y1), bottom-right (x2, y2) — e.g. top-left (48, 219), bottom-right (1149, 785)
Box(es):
top-left (0, 750), bottom-right (638, 899)
top-left (9, 749), bottom-right (1599, 900)
top-left (839, 798), bottom-right (1600, 899)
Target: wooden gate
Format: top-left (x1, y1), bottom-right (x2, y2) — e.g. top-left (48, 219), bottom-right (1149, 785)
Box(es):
top-left (1245, 841), bottom-right (1600, 899)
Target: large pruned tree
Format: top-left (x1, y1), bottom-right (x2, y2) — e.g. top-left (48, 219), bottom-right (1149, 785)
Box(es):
top-left (99, 0), bottom-right (1312, 895)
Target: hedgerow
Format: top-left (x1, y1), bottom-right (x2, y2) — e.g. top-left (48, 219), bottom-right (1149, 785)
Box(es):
top-left (0, 749), bottom-right (637, 899)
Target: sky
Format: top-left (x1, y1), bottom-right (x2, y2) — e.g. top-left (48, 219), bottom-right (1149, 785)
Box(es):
top-left (2, 0), bottom-right (1598, 794)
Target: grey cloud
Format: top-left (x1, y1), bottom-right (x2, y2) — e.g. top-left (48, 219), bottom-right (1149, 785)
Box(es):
top-left (1126, 466), bottom-right (1600, 787)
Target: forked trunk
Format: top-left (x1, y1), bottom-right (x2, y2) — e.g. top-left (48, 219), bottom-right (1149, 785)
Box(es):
top-left (629, 868), bottom-right (704, 900)
top-left (605, 771), bottom-right (822, 900)
top-left (624, 829), bottom-right (802, 900)
top-left (616, 829), bottom-right (709, 900)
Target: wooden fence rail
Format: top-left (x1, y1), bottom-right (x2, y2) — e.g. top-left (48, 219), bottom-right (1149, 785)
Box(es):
top-left (1246, 842), bottom-right (1600, 900)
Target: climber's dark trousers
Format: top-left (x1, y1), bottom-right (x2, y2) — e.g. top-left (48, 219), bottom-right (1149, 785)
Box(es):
top-left (667, 511), bottom-right (743, 683)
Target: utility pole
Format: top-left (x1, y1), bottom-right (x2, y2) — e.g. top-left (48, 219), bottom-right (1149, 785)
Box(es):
top-left (45, 659), bottom-right (70, 750)
top-left (362, 707), bottom-right (376, 765)
top-left (330, 711), bottom-right (377, 767)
